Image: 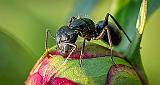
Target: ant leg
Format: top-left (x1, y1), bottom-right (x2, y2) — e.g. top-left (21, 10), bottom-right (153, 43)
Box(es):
top-left (42, 29), bottom-right (56, 82)
top-left (52, 43), bottom-right (76, 78)
top-left (34, 29), bottom-right (55, 75)
top-left (45, 29), bottom-right (49, 52)
top-left (94, 28), bottom-right (106, 40)
top-left (105, 27), bottom-right (116, 65)
top-left (94, 26), bottom-right (116, 65)
top-left (105, 13), bottom-right (132, 43)
top-left (62, 43), bottom-right (77, 65)
top-left (47, 29), bottom-right (56, 39)
top-left (45, 29), bottom-right (55, 52)
top-left (44, 43), bottom-right (77, 79)
top-left (80, 39), bottom-right (86, 67)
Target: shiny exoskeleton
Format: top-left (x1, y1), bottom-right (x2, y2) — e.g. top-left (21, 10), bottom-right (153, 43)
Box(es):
top-left (56, 26), bottom-right (78, 54)
top-left (46, 13), bottom-right (131, 66)
top-left (95, 13), bottom-right (131, 44)
top-left (96, 21), bottom-right (122, 45)
top-left (69, 17), bottom-right (97, 41)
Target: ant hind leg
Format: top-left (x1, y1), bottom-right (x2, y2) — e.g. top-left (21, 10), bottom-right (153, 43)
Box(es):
top-left (94, 26), bottom-right (116, 65)
top-left (105, 28), bottom-right (116, 65)
top-left (105, 13), bottom-right (132, 43)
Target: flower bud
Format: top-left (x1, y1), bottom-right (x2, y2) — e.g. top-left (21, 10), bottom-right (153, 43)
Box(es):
top-left (25, 43), bottom-right (143, 85)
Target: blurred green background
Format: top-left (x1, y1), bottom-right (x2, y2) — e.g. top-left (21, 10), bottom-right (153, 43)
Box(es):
top-left (0, 0), bottom-right (159, 85)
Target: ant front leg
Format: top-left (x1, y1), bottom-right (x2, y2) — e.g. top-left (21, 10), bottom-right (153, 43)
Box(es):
top-left (45, 29), bottom-right (49, 52)
top-left (105, 13), bottom-right (132, 43)
top-left (45, 29), bottom-right (55, 52)
top-left (62, 43), bottom-right (77, 66)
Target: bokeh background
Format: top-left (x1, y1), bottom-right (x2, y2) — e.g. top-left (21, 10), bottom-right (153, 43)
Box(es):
top-left (0, 0), bottom-right (159, 85)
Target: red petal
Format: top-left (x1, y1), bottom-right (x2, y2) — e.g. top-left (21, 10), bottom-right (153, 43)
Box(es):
top-left (49, 77), bottom-right (78, 85)
top-left (25, 72), bottom-right (42, 85)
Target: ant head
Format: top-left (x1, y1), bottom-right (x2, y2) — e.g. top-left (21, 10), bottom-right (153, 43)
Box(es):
top-left (56, 26), bottom-right (78, 54)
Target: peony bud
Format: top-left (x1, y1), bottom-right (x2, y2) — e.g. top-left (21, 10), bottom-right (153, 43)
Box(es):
top-left (25, 43), bottom-right (143, 85)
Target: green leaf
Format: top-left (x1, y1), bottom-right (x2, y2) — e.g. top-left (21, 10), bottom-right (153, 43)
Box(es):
top-left (126, 0), bottom-right (148, 84)
top-left (148, 0), bottom-right (160, 16)
top-left (136, 0), bottom-right (148, 34)
top-left (0, 0), bottom-right (74, 57)
top-left (111, 0), bottom-right (148, 84)
top-left (0, 28), bottom-right (35, 85)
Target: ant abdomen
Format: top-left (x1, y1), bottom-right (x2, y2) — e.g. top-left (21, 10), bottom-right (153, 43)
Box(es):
top-left (96, 20), bottom-right (122, 45)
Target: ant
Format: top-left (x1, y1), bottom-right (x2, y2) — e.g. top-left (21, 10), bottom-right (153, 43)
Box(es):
top-left (45, 13), bottom-right (132, 67)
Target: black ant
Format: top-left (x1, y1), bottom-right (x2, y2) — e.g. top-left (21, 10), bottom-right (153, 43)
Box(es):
top-left (45, 13), bottom-right (132, 66)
